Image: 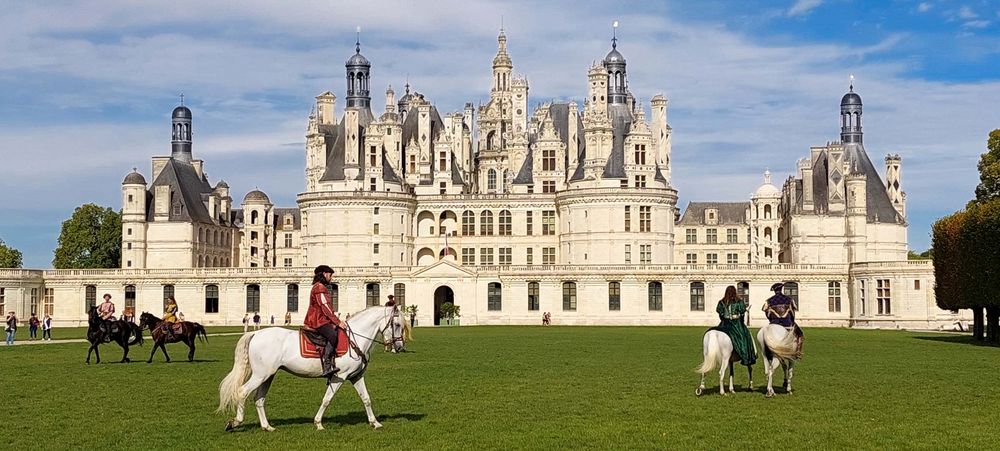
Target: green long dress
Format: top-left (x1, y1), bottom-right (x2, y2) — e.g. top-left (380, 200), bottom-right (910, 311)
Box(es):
top-left (710, 300), bottom-right (756, 366)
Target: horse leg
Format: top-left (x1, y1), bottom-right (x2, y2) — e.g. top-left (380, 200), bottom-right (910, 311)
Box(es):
top-left (352, 377), bottom-right (382, 429)
top-left (746, 364), bottom-right (753, 392)
top-left (728, 363), bottom-right (735, 394)
top-left (314, 379), bottom-right (345, 430)
top-left (95, 344), bottom-right (101, 364)
top-left (254, 375), bottom-right (276, 432)
top-left (718, 360), bottom-right (727, 396)
top-left (785, 361), bottom-right (794, 394)
top-left (187, 337), bottom-right (196, 362)
top-left (161, 341), bottom-right (171, 363)
top-left (86, 343), bottom-right (96, 364)
top-left (227, 373), bottom-right (272, 431)
top-left (147, 342), bottom-right (159, 363)
top-left (696, 372), bottom-right (706, 396)
top-left (764, 356), bottom-right (776, 398)
top-left (120, 339), bottom-right (130, 363)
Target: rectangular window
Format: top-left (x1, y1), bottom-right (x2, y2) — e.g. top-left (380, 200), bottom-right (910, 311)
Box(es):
top-left (528, 282), bottom-right (540, 311)
top-left (543, 148), bottom-right (556, 171)
top-left (686, 253), bottom-right (697, 264)
top-left (543, 181), bottom-right (556, 193)
top-left (124, 285), bottom-right (136, 316)
top-left (624, 244), bottom-right (631, 264)
top-left (727, 253), bottom-right (738, 264)
top-left (640, 244), bottom-right (651, 264)
top-left (727, 228), bottom-right (738, 243)
top-left (30, 288), bottom-right (38, 315)
top-left (526, 211), bottom-right (533, 235)
top-left (366, 283), bottom-right (380, 307)
top-left (828, 281), bottom-right (842, 313)
top-left (373, 243), bottom-right (380, 254)
top-left (914, 279), bottom-right (921, 290)
top-left (43, 288), bottom-right (54, 316)
top-left (706, 228), bottom-right (718, 244)
top-left (686, 228), bottom-right (697, 244)
top-left (499, 211), bottom-right (512, 236)
top-left (284, 233), bottom-right (293, 247)
top-left (877, 279), bottom-right (891, 315)
top-left (562, 282), bottom-right (577, 311)
top-left (251, 231), bottom-right (258, 241)
top-left (463, 211), bottom-right (475, 236)
top-left (624, 206), bottom-right (631, 232)
top-left (639, 206), bottom-right (651, 232)
top-left (246, 284), bottom-right (260, 313)
top-left (462, 248), bottom-right (475, 266)
top-left (163, 284), bottom-right (175, 310)
top-left (373, 224), bottom-right (380, 235)
top-left (394, 283), bottom-right (406, 307)
top-left (859, 279), bottom-right (867, 316)
top-left (370, 178), bottom-right (377, 191)
top-left (374, 207), bottom-right (380, 215)
top-left (542, 211), bottom-right (555, 235)
top-left (543, 247), bottom-right (556, 265)
top-left (526, 248), bottom-right (534, 265)
top-left (706, 253), bottom-right (718, 265)
top-left (284, 258), bottom-right (292, 267)
top-left (205, 284), bottom-right (219, 313)
top-left (287, 284), bottom-right (299, 313)
top-left (634, 144), bottom-right (647, 165)
top-left (499, 247), bottom-right (512, 265)
top-left (648, 282), bottom-right (663, 311)
top-left (609, 281), bottom-right (621, 311)
top-left (480, 247), bottom-right (494, 265)
top-left (784, 282), bottom-right (800, 304)
top-left (488, 282), bottom-right (502, 311)
top-left (690, 282), bottom-right (705, 311)
top-left (85, 285), bottom-right (97, 309)
top-left (634, 175), bottom-right (646, 188)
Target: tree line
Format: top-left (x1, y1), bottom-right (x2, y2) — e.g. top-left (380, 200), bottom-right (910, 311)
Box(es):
top-left (0, 204), bottom-right (121, 269)
top-left (933, 129), bottom-right (1000, 344)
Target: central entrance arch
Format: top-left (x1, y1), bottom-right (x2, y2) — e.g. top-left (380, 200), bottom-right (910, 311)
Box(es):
top-left (433, 285), bottom-right (455, 326)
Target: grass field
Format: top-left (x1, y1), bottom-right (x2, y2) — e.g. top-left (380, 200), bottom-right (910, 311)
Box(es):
top-left (2, 326), bottom-right (998, 450)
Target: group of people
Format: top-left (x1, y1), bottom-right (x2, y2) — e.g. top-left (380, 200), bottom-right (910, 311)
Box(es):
top-left (96, 293), bottom-right (181, 339)
top-left (5, 311), bottom-right (53, 345)
top-left (541, 312), bottom-right (552, 326)
top-left (711, 282), bottom-right (805, 367)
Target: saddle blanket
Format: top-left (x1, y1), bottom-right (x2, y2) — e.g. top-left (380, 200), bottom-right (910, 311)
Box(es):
top-left (299, 328), bottom-right (349, 359)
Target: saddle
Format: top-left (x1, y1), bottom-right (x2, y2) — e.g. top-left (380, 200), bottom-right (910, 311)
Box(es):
top-left (159, 322), bottom-right (185, 335)
top-left (299, 327), bottom-right (349, 359)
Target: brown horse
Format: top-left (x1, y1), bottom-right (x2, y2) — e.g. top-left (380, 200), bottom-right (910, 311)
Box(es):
top-left (138, 312), bottom-right (208, 363)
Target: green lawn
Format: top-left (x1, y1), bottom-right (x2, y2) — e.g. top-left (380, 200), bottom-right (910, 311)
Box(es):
top-left (2, 327), bottom-right (997, 450)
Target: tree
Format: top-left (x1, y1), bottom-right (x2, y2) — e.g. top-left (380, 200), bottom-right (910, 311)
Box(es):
top-left (974, 129), bottom-right (1000, 202)
top-left (53, 204), bottom-right (122, 269)
top-left (0, 238), bottom-right (23, 268)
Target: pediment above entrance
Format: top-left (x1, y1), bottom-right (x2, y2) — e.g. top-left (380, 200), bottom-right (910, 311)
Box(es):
top-left (409, 260), bottom-right (476, 278)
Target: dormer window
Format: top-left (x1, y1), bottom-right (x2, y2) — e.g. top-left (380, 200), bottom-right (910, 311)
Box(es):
top-left (705, 208), bottom-right (718, 225)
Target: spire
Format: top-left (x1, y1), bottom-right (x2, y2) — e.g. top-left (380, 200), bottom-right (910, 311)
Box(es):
top-left (605, 20), bottom-right (628, 105)
top-left (345, 25), bottom-right (371, 109)
top-left (493, 27), bottom-right (512, 69)
top-left (849, 74), bottom-right (854, 92)
top-left (840, 76), bottom-right (863, 144)
top-left (612, 20), bottom-right (619, 49)
top-left (355, 26), bottom-right (361, 54)
top-left (764, 168), bottom-right (772, 185)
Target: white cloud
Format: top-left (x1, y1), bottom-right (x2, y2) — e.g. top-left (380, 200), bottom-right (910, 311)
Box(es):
top-left (958, 5), bottom-right (978, 20)
top-left (917, 2), bottom-right (932, 13)
top-left (962, 19), bottom-right (990, 29)
top-left (787, 0), bottom-right (823, 17)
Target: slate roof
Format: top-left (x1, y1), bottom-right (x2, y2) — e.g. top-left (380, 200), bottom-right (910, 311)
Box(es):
top-left (147, 159), bottom-right (216, 224)
top-left (801, 142), bottom-right (903, 223)
top-left (676, 202), bottom-right (749, 226)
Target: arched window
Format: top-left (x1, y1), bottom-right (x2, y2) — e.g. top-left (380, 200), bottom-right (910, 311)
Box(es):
top-left (498, 210), bottom-right (512, 236)
top-left (287, 284), bottom-right (299, 313)
top-left (246, 284), bottom-right (260, 313)
top-left (462, 210), bottom-right (476, 236)
top-left (764, 204), bottom-right (772, 219)
top-left (609, 281), bottom-right (621, 311)
top-left (488, 282), bottom-right (502, 311)
top-left (764, 227), bottom-right (772, 240)
top-left (487, 169), bottom-right (498, 192)
top-left (205, 284), bottom-right (219, 313)
top-left (737, 281), bottom-right (750, 304)
top-left (251, 210), bottom-right (259, 225)
top-left (85, 285), bottom-right (97, 309)
top-left (394, 283), bottom-right (406, 307)
top-left (124, 285), bottom-right (136, 317)
top-left (648, 281), bottom-right (663, 311)
top-left (366, 283), bottom-right (380, 307)
top-left (198, 228), bottom-right (204, 243)
top-left (480, 210), bottom-right (494, 236)
top-left (562, 282), bottom-right (577, 311)
top-left (689, 282), bottom-right (705, 311)
top-left (214, 230), bottom-right (220, 245)
top-left (163, 284), bottom-right (175, 310)
top-left (528, 282), bottom-right (540, 311)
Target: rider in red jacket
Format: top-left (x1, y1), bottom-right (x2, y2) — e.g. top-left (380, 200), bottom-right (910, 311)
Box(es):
top-left (304, 265), bottom-right (342, 376)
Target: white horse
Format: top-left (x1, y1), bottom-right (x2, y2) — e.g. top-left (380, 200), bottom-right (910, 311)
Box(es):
top-left (757, 323), bottom-right (798, 397)
top-left (696, 330), bottom-right (754, 396)
top-left (218, 305), bottom-right (411, 431)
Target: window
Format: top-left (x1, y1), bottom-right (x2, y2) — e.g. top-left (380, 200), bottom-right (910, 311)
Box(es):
top-left (706, 253), bottom-right (718, 265)
top-left (328, 283), bottom-right (340, 311)
top-left (246, 284), bottom-right (260, 313)
top-left (499, 247), bottom-right (512, 265)
top-left (370, 177), bottom-right (377, 191)
top-left (543, 147), bottom-right (556, 170)
top-left (30, 288), bottom-right (38, 315)
top-left (528, 282), bottom-right (540, 311)
top-left (43, 288), bottom-right (54, 316)
top-left (205, 284), bottom-right (219, 313)
top-left (727, 228), bottom-right (738, 243)
top-left (640, 244), bottom-right (651, 264)
top-left (373, 223), bottom-right (380, 235)
top-left (526, 248), bottom-right (534, 265)
top-left (737, 281), bottom-right (750, 304)
top-left (609, 281), bottom-right (621, 311)
top-left (877, 279), bottom-right (891, 315)
top-left (542, 211), bottom-right (555, 235)
top-left (394, 283), bottom-right (406, 307)
top-left (498, 210), bottom-right (512, 236)
top-left (488, 169), bottom-right (497, 191)
top-left (621, 179), bottom-right (628, 188)
top-left (690, 282), bottom-right (705, 311)
top-left (634, 144), bottom-right (646, 165)
top-left (562, 282), bottom-right (577, 311)
top-left (859, 280), bottom-right (867, 316)
top-left (250, 246), bottom-right (258, 257)
top-left (624, 206), bottom-right (631, 231)
top-left (462, 248), bottom-right (475, 265)
top-left (526, 211), bottom-right (533, 235)
top-left (284, 258), bottom-right (293, 267)
top-left (784, 282), bottom-right (799, 304)
top-left (639, 206), bottom-right (651, 232)
top-left (686, 253), bottom-right (697, 264)
top-left (634, 175), bottom-right (646, 188)
top-left (374, 207), bottom-right (380, 215)
top-left (366, 283), bottom-right (380, 307)
top-left (251, 231), bottom-right (258, 241)
top-left (706, 228), bottom-right (717, 244)
top-left (542, 180), bottom-right (556, 193)
top-left (440, 182), bottom-right (447, 195)
top-left (648, 281), bottom-right (663, 311)
top-left (284, 233), bottom-right (293, 247)
top-left (287, 284), bottom-right (299, 312)
top-left (480, 211), bottom-right (494, 236)
top-left (480, 247), bottom-right (494, 265)
top-left (625, 244), bottom-right (631, 263)
top-left (439, 151), bottom-right (447, 171)
top-left (543, 247), bottom-right (556, 265)
top-left (686, 228), bottom-right (697, 244)
top-left (914, 279), bottom-right (921, 290)
top-left (373, 243), bottom-right (380, 254)
top-left (124, 285), bottom-right (135, 316)
top-left (828, 281), bottom-right (841, 313)
top-left (462, 210), bottom-right (476, 236)
top-left (727, 253), bottom-right (738, 264)
top-left (163, 284), bottom-right (175, 310)
top-left (85, 285), bottom-right (97, 309)
top-left (488, 282), bottom-right (502, 311)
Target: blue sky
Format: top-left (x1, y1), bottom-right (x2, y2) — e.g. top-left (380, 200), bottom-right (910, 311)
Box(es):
top-left (2, 0), bottom-right (999, 268)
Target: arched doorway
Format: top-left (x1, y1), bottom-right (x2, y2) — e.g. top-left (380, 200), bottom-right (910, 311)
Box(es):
top-left (433, 285), bottom-right (455, 326)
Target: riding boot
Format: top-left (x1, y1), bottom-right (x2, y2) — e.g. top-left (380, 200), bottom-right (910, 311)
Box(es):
top-left (321, 342), bottom-right (338, 377)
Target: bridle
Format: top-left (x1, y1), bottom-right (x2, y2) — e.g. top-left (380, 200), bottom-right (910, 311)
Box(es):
top-left (343, 307), bottom-right (405, 366)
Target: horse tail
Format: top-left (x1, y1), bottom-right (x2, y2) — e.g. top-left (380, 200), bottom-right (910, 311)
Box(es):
top-left (696, 331), bottom-right (720, 374)
top-left (402, 317), bottom-right (413, 342)
top-left (194, 323), bottom-right (208, 343)
top-left (218, 331), bottom-right (255, 414)
top-left (128, 323), bottom-right (144, 346)
top-left (765, 325), bottom-right (798, 360)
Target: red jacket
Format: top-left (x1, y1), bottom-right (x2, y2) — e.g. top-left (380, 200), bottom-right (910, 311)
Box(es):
top-left (304, 282), bottom-right (342, 329)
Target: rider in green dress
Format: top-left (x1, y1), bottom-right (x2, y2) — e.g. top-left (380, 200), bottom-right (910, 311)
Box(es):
top-left (710, 286), bottom-right (756, 366)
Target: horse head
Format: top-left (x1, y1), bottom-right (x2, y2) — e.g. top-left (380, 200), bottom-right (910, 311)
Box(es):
top-left (137, 312), bottom-right (158, 330)
top-left (381, 306), bottom-right (412, 353)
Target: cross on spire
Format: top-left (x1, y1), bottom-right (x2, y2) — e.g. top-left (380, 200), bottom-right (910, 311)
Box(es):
top-left (849, 74), bottom-right (855, 92)
top-left (612, 20), bottom-right (619, 49)
top-left (355, 26), bottom-right (361, 53)
top-left (179, 93), bottom-right (184, 105)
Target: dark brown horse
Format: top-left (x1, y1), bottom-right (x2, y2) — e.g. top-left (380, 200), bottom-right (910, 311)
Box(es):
top-left (86, 306), bottom-right (144, 364)
top-left (138, 312), bottom-right (208, 363)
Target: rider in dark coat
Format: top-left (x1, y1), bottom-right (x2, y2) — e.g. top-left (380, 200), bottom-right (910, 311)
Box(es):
top-left (304, 265), bottom-right (343, 377)
top-left (763, 282), bottom-right (804, 358)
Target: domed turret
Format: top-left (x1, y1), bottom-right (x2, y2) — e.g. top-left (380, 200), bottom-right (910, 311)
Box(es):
top-left (753, 170), bottom-right (781, 199)
top-left (172, 105), bottom-right (192, 119)
top-left (603, 24), bottom-right (628, 105)
top-left (345, 29), bottom-right (371, 109)
top-left (122, 169), bottom-right (147, 185)
top-left (171, 101), bottom-right (193, 163)
top-left (243, 189), bottom-right (270, 204)
top-left (840, 79), bottom-right (863, 144)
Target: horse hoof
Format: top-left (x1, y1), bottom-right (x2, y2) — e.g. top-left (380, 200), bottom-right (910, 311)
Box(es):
top-left (371, 421), bottom-right (383, 430)
top-left (695, 388), bottom-right (703, 396)
top-left (765, 392), bottom-right (775, 398)
top-left (225, 420), bottom-right (239, 431)
top-left (315, 422), bottom-right (324, 431)
top-left (262, 426), bottom-right (275, 432)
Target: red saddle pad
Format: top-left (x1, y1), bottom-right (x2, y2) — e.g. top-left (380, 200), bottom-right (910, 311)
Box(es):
top-left (298, 328), bottom-right (349, 359)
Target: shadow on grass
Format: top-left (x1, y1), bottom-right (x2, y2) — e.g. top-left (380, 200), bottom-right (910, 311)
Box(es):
top-left (144, 359), bottom-right (221, 363)
top-left (269, 412), bottom-right (426, 427)
top-left (913, 334), bottom-right (1000, 347)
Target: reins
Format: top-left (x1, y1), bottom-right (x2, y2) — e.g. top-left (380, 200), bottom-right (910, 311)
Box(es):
top-left (341, 307), bottom-right (401, 368)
